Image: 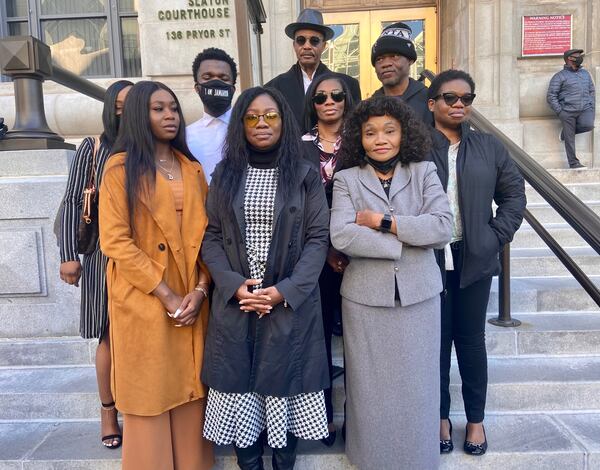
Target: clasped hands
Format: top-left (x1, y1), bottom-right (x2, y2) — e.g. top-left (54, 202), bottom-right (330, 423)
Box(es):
top-left (154, 281), bottom-right (206, 327)
top-left (235, 279), bottom-right (283, 318)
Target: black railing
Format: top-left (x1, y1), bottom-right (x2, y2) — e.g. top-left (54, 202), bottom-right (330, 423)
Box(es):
top-left (0, 35), bottom-right (106, 151)
top-left (422, 69), bottom-right (600, 326)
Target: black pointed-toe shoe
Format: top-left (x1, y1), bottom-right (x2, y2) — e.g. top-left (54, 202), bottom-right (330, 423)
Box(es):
top-left (440, 419), bottom-right (454, 454)
top-left (464, 424), bottom-right (488, 456)
top-left (320, 430), bottom-right (337, 447)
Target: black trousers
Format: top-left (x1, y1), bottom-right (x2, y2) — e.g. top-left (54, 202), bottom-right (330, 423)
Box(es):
top-left (559, 108), bottom-right (595, 166)
top-left (318, 262), bottom-right (343, 424)
top-left (440, 242), bottom-right (492, 423)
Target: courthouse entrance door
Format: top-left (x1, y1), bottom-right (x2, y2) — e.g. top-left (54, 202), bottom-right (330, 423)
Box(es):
top-left (322, 7), bottom-right (437, 97)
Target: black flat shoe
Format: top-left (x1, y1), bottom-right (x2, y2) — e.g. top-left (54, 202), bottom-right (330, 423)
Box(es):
top-left (440, 419), bottom-right (453, 454)
top-left (320, 430), bottom-right (337, 447)
top-left (464, 424), bottom-right (487, 456)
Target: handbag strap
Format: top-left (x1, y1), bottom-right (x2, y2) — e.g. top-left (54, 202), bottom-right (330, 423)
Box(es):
top-left (85, 136), bottom-right (101, 191)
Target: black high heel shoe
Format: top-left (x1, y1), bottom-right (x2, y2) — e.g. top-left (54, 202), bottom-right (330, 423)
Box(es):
top-left (464, 424), bottom-right (487, 456)
top-left (320, 429), bottom-right (337, 447)
top-left (440, 418), bottom-right (453, 454)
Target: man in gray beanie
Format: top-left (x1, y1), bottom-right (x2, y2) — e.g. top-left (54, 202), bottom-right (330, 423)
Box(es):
top-left (371, 22), bottom-right (432, 125)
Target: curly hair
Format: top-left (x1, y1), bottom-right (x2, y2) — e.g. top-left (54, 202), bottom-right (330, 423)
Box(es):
top-left (427, 69), bottom-right (475, 100)
top-left (191, 47), bottom-right (238, 85)
top-left (339, 96), bottom-right (431, 169)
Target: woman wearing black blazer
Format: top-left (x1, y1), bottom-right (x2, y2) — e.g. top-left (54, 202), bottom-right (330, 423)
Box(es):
top-left (201, 86), bottom-right (330, 470)
top-left (427, 70), bottom-right (526, 455)
top-left (301, 73), bottom-right (355, 446)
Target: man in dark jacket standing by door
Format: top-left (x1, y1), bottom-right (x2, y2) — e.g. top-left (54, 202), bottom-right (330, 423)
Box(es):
top-left (266, 8), bottom-right (361, 130)
top-left (547, 48), bottom-right (595, 169)
top-left (371, 22), bottom-right (433, 125)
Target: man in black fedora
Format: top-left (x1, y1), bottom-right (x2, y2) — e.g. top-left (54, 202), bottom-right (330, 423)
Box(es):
top-left (547, 48), bottom-right (595, 169)
top-left (266, 8), bottom-right (361, 130)
top-left (371, 22), bottom-right (433, 125)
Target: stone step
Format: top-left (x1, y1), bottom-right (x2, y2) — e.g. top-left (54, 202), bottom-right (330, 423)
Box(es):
top-left (2, 311), bottom-right (600, 371)
top-left (525, 200), bottom-right (600, 224)
top-left (546, 168), bottom-right (600, 184)
top-left (488, 276), bottom-right (600, 313)
top-left (0, 336), bottom-right (94, 367)
top-left (510, 254), bottom-right (600, 277)
top-left (331, 356), bottom-right (600, 415)
top-left (525, 182), bottom-right (600, 204)
top-left (1, 413), bottom-right (598, 469)
top-left (512, 224), bottom-right (588, 249)
top-left (4, 356), bottom-right (600, 421)
top-left (332, 313), bottom-right (600, 360)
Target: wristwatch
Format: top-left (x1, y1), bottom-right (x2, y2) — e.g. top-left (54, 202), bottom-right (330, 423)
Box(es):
top-left (379, 213), bottom-right (392, 232)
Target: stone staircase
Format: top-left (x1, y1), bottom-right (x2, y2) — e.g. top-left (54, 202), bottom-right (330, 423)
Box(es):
top-left (2, 169), bottom-right (600, 469)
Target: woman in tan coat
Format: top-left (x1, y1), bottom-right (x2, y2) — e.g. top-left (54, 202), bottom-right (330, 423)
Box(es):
top-left (99, 81), bottom-right (214, 470)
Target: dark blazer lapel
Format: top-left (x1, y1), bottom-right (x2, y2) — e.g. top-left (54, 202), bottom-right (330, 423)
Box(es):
top-left (179, 153), bottom-right (207, 286)
top-left (139, 168), bottom-right (187, 284)
top-left (388, 163), bottom-right (411, 200)
top-left (358, 164), bottom-right (389, 202)
top-left (232, 168), bottom-right (247, 241)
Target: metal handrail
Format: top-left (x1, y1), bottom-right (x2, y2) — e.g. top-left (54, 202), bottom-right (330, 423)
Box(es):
top-left (422, 69), bottom-right (600, 322)
top-left (0, 36), bottom-right (106, 150)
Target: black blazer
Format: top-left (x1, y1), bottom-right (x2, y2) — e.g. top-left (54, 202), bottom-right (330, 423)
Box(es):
top-left (201, 161), bottom-right (330, 396)
top-left (266, 62), bottom-right (362, 130)
top-left (427, 123), bottom-right (526, 288)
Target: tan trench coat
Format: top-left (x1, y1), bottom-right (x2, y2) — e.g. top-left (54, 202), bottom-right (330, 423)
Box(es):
top-left (99, 150), bottom-right (209, 416)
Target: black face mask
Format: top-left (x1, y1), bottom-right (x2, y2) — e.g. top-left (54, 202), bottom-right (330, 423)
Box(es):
top-left (197, 79), bottom-right (234, 117)
top-left (572, 56), bottom-right (584, 67)
top-left (365, 154), bottom-right (401, 175)
top-left (115, 114), bottom-right (121, 130)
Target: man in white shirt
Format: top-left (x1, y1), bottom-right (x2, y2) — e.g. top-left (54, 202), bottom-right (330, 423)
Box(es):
top-left (187, 48), bottom-right (237, 182)
top-left (265, 9), bottom-right (361, 130)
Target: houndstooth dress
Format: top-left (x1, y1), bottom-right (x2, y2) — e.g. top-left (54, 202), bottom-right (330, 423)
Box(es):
top-left (203, 165), bottom-right (329, 449)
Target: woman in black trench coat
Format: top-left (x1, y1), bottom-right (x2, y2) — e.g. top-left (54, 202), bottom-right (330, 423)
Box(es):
top-left (201, 86), bottom-right (330, 470)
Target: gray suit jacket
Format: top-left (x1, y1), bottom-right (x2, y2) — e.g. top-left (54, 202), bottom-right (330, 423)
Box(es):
top-left (330, 161), bottom-right (452, 308)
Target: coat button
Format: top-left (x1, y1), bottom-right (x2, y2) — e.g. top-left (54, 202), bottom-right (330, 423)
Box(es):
top-left (226, 238), bottom-right (232, 245)
top-left (158, 243), bottom-right (166, 251)
top-left (289, 206), bottom-right (297, 213)
top-left (394, 266), bottom-right (399, 272)
top-left (389, 206), bottom-right (394, 212)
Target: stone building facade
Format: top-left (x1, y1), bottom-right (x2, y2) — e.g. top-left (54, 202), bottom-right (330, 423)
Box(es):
top-left (1, 0), bottom-right (598, 168)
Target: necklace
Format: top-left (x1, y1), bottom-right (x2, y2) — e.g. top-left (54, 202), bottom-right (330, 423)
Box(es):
top-left (378, 176), bottom-right (393, 190)
top-left (157, 152), bottom-right (175, 180)
top-left (319, 135), bottom-right (339, 144)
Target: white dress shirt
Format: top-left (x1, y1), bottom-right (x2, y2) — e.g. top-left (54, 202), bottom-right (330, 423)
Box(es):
top-left (301, 67), bottom-right (313, 93)
top-left (186, 108), bottom-right (232, 183)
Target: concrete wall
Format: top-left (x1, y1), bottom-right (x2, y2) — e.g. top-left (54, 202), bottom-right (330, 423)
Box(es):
top-left (0, 150), bottom-right (80, 337)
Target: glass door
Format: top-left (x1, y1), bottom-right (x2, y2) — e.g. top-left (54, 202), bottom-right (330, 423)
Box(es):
top-left (323, 7), bottom-right (437, 97)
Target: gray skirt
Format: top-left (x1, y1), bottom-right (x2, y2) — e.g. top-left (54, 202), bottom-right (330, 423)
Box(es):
top-left (343, 296), bottom-right (440, 470)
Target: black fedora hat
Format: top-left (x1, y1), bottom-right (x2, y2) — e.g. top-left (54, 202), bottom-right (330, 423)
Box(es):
top-left (285, 9), bottom-right (334, 41)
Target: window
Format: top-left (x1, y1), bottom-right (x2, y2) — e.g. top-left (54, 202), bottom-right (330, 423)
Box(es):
top-left (1, 0), bottom-right (141, 78)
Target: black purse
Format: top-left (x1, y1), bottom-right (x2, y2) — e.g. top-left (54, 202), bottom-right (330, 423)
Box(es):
top-left (77, 137), bottom-right (100, 255)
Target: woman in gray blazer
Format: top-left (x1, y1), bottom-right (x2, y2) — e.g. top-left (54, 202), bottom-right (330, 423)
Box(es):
top-left (330, 96), bottom-right (452, 470)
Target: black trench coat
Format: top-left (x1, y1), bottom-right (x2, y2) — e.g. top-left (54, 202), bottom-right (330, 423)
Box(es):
top-left (201, 161), bottom-right (330, 397)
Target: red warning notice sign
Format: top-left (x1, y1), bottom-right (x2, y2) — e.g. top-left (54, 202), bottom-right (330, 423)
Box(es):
top-left (522, 15), bottom-right (572, 57)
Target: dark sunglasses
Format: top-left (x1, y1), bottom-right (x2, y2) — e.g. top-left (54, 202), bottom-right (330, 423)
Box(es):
top-left (312, 90), bottom-right (346, 105)
top-left (243, 112), bottom-right (280, 127)
top-left (433, 93), bottom-right (476, 106)
top-left (295, 35), bottom-right (322, 47)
